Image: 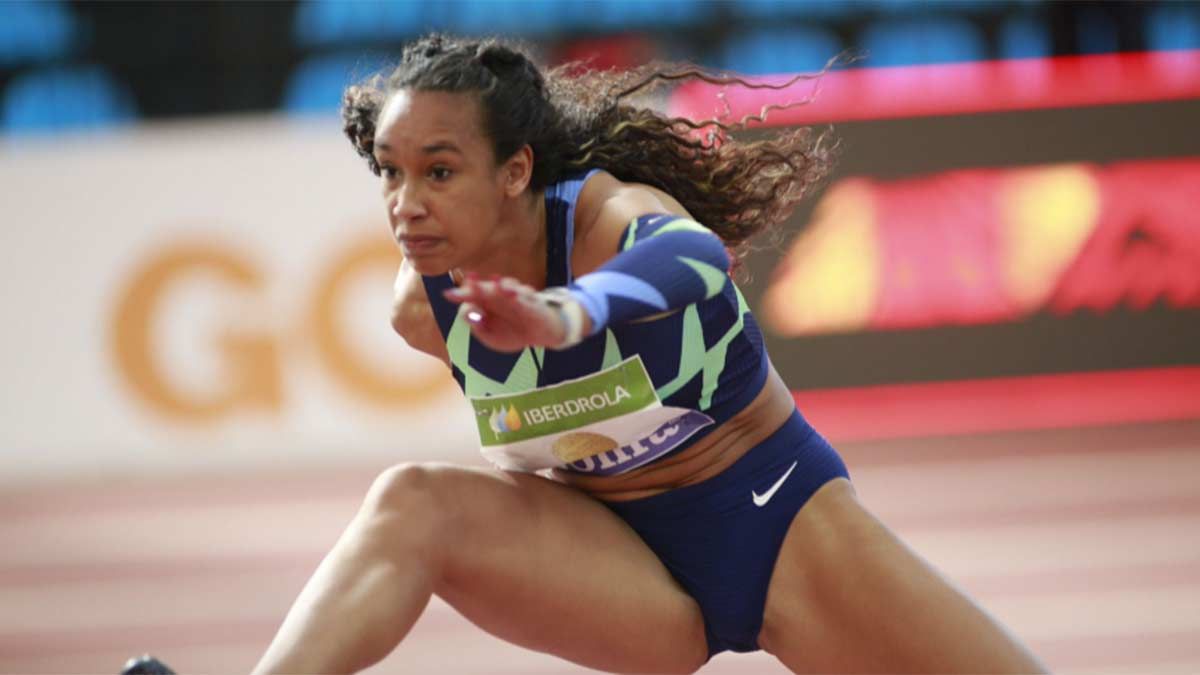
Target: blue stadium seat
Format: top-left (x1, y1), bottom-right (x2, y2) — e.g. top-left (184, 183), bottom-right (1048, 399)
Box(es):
top-left (425, 0), bottom-right (561, 36)
top-left (430, 0), bottom-right (708, 34)
top-left (730, 0), bottom-right (854, 20)
top-left (867, 0), bottom-right (1009, 13)
top-left (858, 17), bottom-right (985, 67)
top-left (735, 0), bottom-right (1004, 19)
top-left (1075, 8), bottom-right (1119, 55)
top-left (2, 66), bottom-right (135, 133)
top-left (867, 0), bottom-right (938, 13)
top-left (1146, 4), bottom-right (1200, 52)
top-left (284, 53), bottom-right (393, 115)
top-left (998, 14), bottom-right (1051, 60)
top-left (294, 0), bottom-right (711, 46)
top-left (293, 0), bottom-right (422, 47)
top-left (0, 0), bottom-right (78, 65)
top-left (586, 0), bottom-right (710, 30)
top-left (721, 27), bottom-right (842, 75)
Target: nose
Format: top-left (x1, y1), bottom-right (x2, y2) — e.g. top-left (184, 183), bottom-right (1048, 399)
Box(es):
top-left (389, 181), bottom-right (427, 226)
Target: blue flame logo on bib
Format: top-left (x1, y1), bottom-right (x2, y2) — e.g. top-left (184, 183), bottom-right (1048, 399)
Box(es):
top-left (488, 405), bottom-right (523, 435)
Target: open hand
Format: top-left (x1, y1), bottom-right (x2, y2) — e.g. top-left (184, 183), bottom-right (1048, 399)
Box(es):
top-left (443, 274), bottom-right (571, 353)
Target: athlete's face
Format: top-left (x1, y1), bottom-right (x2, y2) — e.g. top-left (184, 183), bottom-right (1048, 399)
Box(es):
top-left (373, 89), bottom-right (517, 275)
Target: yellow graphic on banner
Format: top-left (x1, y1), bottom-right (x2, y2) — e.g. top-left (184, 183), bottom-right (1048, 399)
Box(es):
top-left (1001, 165), bottom-right (1100, 311)
top-left (764, 179), bottom-right (879, 335)
top-left (110, 232), bottom-right (451, 424)
top-left (111, 245), bottom-right (281, 421)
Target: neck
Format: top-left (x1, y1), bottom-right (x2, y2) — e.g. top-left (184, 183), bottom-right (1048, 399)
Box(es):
top-left (455, 191), bottom-right (548, 288)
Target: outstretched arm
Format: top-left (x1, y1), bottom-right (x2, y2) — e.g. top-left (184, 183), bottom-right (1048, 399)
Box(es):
top-left (443, 179), bottom-right (731, 352)
top-left (567, 212), bottom-right (731, 338)
top-left (443, 213), bottom-right (730, 352)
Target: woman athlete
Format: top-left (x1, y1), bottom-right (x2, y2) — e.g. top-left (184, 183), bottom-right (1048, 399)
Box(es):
top-left (240, 35), bottom-right (1046, 674)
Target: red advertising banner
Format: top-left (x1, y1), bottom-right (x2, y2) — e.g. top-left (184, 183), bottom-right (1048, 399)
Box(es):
top-left (764, 158), bottom-right (1200, 336)
top-left (669, 50), bottom-right (1200, 126)
top-left (795, 367), bottom-right (1200, 443)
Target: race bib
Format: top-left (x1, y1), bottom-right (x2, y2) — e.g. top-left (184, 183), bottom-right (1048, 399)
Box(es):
top-left (469, 355), bottom-right (713, 475)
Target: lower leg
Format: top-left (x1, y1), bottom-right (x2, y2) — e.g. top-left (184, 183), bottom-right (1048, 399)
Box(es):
top-left (252, 512), bottom-right (435, 673)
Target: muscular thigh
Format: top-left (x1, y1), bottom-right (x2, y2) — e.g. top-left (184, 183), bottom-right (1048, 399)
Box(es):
top-left (398, 463), bottom-right (708, 673)
top-left (759, 479), bottom-right (1043, 673)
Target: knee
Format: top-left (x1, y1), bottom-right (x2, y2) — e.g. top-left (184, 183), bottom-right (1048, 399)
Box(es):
top-left (365, 462), bottom-right (441, 513)
top-left (356, 462), bottom-right (449, 556)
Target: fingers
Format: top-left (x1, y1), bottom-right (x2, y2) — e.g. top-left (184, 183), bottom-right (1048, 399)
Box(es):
top-left (444, 274), bottom-right (526, 329)
top-left (443, 274), bottom-right (535, 310)
top-left (443, 273), bottom-right (494, 303)
top-left (462, 302), bottom-right (486, 327)
top-left (438, 273), bottom-right (569, 350)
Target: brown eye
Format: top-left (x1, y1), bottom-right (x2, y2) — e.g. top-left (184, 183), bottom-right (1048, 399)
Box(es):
top-left (429, 166), bottom-right (452, 181)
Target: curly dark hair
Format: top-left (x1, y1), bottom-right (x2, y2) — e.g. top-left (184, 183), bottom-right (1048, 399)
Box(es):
top-left (342, 34), bottom-right (835, 264)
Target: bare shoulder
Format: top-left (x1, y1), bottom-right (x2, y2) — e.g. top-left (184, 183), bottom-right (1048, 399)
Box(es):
top-left (572, 171), bottom-right (694, 276)
top-left (391, 258), bottom-right (450, 366)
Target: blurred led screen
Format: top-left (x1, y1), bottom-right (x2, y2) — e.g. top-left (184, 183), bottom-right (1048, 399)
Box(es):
top-left (674, 54), bottom-right (1200, 389)
top-left (764, 158), bottom-right (1200, 336)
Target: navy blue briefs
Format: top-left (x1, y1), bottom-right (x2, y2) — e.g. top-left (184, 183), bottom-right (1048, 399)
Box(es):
top-left (603, 408), bottom-right (849, 656)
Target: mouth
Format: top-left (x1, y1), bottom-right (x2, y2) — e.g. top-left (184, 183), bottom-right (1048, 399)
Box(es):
top-left (398, 235), bottom-right (445, 257)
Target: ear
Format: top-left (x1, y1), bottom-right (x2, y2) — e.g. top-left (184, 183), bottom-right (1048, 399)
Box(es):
top-left (500, 144), bottom-right (534, 197)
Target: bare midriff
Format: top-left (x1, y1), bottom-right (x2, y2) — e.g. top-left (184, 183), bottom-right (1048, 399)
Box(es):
top-left (552, 364), bottom-right (798, 502)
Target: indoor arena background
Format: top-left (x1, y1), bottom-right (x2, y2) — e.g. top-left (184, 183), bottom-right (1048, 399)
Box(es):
top-left (2, 1), bottom-right (1199, 673)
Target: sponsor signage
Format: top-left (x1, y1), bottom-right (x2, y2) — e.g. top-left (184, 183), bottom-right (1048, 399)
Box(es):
top-left (0, 117), bottom-right (477, 479)
top-left (670, 51), bottom-right (1200, 126)
top-left (731, 85), bottom-right (1200, 387)
top-left (469, 356), bottom-right (713, 476)
top-left (765, 158), bottom-right (1200, 336)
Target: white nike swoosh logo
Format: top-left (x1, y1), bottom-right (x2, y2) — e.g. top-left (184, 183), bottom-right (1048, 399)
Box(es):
top-left (751, 460), bottom-right (799, 507)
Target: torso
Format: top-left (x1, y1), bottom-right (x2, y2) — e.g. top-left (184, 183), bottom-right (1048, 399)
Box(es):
top-left (393, 170), bottom-right (798, 501)
top-left (555, 365), bottom-right (796, 500)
